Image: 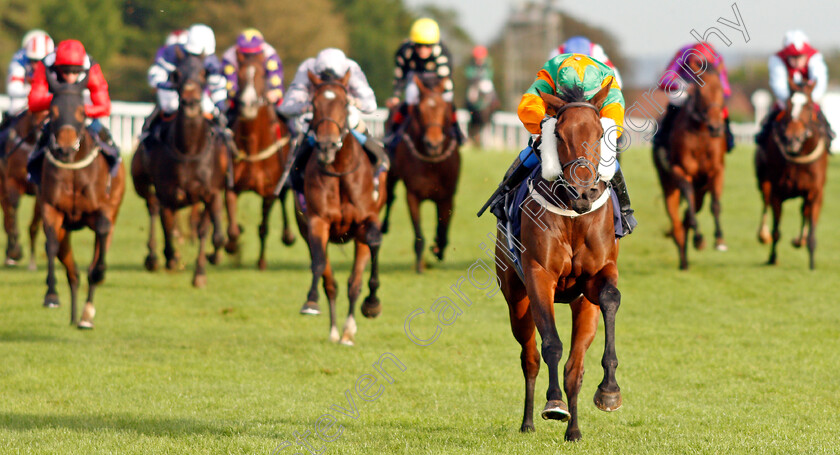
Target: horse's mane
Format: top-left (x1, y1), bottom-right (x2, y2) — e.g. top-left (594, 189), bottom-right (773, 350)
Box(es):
top-left (417, 73), bottom-right (442, 89)
top-left (557, 84), bottom-right (587, 104)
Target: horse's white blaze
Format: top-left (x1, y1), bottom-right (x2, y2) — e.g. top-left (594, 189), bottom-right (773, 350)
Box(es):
top-left (791, 92), bottom-right (808, 119)
top-left (324, 90), bottom-right (336, 100)
top-left (540, 117), bottom-right (561, 181)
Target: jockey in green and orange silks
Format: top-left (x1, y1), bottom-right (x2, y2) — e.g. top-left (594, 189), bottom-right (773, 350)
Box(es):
top-left (484, 53), bottom-right (636, 236)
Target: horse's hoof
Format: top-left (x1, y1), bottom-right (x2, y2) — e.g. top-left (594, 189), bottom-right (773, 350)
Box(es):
top-left (207, 252), bottom-right (221, 266)
top-left (7, 244), bottom-right (23, 261)
top-left (144, 255), bottom-right (158, 271)
top-left (564, 427), bottom-right (582, 442)
top-left (541, 400), bottom-right (570, 422)
top-left (281, 231), bottom-right (296, 246)
top-left (4, 257), bottom-right (17, 267)
top-left (257, 259), bottom-right (267, 271)
top-left (519, 423), bottom-right (535, 433)
top-left (224, 241), bottom-right (239, 255)
top-left (28, 260), bottom-right (37, 272)
top-left (165, 258), bottom-right (180, 271)
top-left (715, 242), bottom-right (728, 252)
top-left (300, 301), bottom-right (321, 315)
top-left (361, 297), bottom-right (381, 319)
top-left (43, 294), bottom-right (60, 308)
top-left (679, 262), bottom-right (689, 271)
top-left (430, 244), bottom-right (444, 261)
top-left (192, 274), bottom-right (207, 289)
top-left (758, 228), bottom-right (772, 244)
top-left (329, 326), bottom-right (339, 343)
top-left (77, 320), bottom-right (94, 330)
top-left (693, 234), bottom-right (705, 250)
top-left (594, 389), bottom-right (622, 412)
top-left (339, 337), bottom-right (355, 347)
top-left (791, 238), bottom-right (804, 249)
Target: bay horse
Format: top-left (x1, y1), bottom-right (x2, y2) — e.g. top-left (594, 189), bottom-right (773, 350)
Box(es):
top-left (295, 70), bottom-right (385, 346)
top-left (756, 79), bottom-right (828, 269)
top-left (131, 49), bottom-right (228, 287)
top-left (382, 74), bottom-right (460, 273)
top-left (466, 79), bottom-right (500, 146)
top-left (653, 63), bottom-right (727, 270)
top-left (225, 51), bottom-right (296, 270)
top-left (37, 75), bottom-right (126, 328)
top-left (497, 81), bottom-right (622, 441)
top-left (1, 109), bottom-right (48, 268)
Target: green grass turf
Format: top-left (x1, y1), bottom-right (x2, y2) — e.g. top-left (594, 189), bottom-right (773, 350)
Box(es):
top-left (1, 144), bottom-right (839, 454)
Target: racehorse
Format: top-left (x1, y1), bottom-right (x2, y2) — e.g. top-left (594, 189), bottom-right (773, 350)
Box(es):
top-left (382, 74), bottom-right (460, 273)
top-left (653, 62), bottom-right (727, 270)
top-left (756, 79), bottom-right (828, 269)
top-left (225, 51), bottom-right (295, 270)
top-left (496, 81), bottom-right (623, 441)
top-left (1, 109), bottom-right (48, 269)
top-left (466, 78), bottom-right (499, 146)
top-left (295, 70), bottom-right (385, 346)
top-left (37, 74), bottom-right (126, 328)
top-left (131, 48), bottom-right (228, 287)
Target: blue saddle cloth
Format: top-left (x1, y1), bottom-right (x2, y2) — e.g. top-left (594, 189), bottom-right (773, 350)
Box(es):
top-left (498, 164), bottom-right (625, 282)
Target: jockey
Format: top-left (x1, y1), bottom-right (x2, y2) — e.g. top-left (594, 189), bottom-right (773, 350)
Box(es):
top-left (465, 45), bottom-right (495, 111)
top-left (756, 30), bottom-right (833, 146)
top-left (549, 36), bottom-right (623, 88)
top-left (0, 30), bottom-right (54, 157)
top-left (278, 48), bottom-right (388, 193)
top-left (653, 41), bottom-right (734, 155)
top-left (154, 29), bottom-right (188, 62)
top-left (141, 24), bottom-right (228, 141)
top-left (26, 40), bottom-right (120, 184)
top-left (221, 28), bottom-right (285, 121)
top-left (486, 53), bottom-right (637, 235)
top-left (384, 18), bottom-right (462, 147)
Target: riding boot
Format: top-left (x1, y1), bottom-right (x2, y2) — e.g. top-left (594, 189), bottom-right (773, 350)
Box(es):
top-left (362, 131), bottom-right (390, 173)
top-left (450, 106), bottom-right (465, 145)
top-left (138, 105), bottom-right (162, 143)
top-left (383, 103), bottom-right (408, 153)
top-left (88, 122), bottom-right (121, 173)
top-left (26, 123), bottom-right (51, 185)
top-left (610, 167), bottom-right (637, 235)
top-left (290, 137), bottom-right (314, 194)
top-left (816, 108), bottom-right (836, 144)
top-left (653, 104), bottom-right (680, 168)
top-left (724, 117), bottom-right (735, 153)
top-left (488, 155), bottom-right (534, 221)
top-left (755, 106), bottom-right (781, 148)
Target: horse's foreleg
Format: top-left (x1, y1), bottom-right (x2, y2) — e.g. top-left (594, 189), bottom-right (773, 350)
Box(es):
top-left (2, 186), bottom-right (22, 264)
top-left (806, 195), bottom-right (822, 270)
top-left (381, 174), bottom-right (398, 235)
top-left (506, 287), bottom-right (539, 433)
top-left (208, 192), bottom-right (226, 265)
top-left (160, 207), bottom-right (180, 271)
top-left (585, 266), bottom-right (622, 415)
top-left (361, 220), bottom-right (382, 320)
top-left (342, 241), bottom-right (371, 346)
top-left (301, 217), bottom-right (329, 317)
top-left (28, 196), bottom-right (41, 271)
top-left (711, 172), bottom-right (727, 251)
top-left (223, 189), bottom-right (241, 254)
top-left (768, 197), bottom-right (783, 265)
top-left (257, 196), bottom-right (275, 270)
top-left (562, 295), bottom-right (600, 441)
top-left (676, 177), bottom-right (701, 251)
top-left (41, 205), bottom-right (64, 309)
top-left (192, 202), bottom-right (212, 288)
top-left (523, 264), bottom-right (567, 422)
top-left (79, 214), bottom-right (111, 329)
top-left (758, 180), bottom-right (772, 244)
top-left (144, 193), bottom-right (160, 271)
top-left (792, 200), bottom-right (809, 249)
top-left (663, 188), bottom-right (687, 270)
top-left (431, 197), bottom-right (453, 262)
top-left (406, 191), bottom-right (425, 273)
top-left (279, 187), bottom-right (295, 246)
top-left (57, 232), bottom-right (79, 326)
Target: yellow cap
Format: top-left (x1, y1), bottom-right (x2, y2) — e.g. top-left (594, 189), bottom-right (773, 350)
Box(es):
top-left (410, 18), bottom-right (440, 45)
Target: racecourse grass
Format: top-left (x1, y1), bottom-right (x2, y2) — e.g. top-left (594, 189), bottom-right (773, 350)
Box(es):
top-left (1, 144), bottom-right (839, 454)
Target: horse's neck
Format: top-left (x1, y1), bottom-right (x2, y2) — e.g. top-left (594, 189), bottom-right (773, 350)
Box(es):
top-left (334, 135), bottom-right (362, 171)
top-left (174, 112), bottom-right (208, 153)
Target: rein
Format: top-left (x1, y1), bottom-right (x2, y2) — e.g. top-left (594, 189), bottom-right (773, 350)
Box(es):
top-left (528, 180), bottom-right (611, 218)
top-left (402, 132), bottom-right (458, 163)
top-left (235, 135), bottom-right (290, 162)
top-left (780, 137), bottom-right (826, 164)
top-left (46, 145), bottom-right (100, 170)
top-left (163, 123), bottom-right (215, 162)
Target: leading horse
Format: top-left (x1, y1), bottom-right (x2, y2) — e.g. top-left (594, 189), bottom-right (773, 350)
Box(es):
top-left (653, 63), bottom-right (728, 270)
top-left (37, 75), bottom-right (126, 328)
top-left (497, 81), bottom-right (622, 441)
top-left (756, 79), bottom-right (829, 269)
top-left (1, 109), bottom-right (47, 268)
top-left (295, 70), bottom-right (385, 346)
top-left (225, 51), bottom-right (295, 270)
top-left (131, 49), bottom-right (228, 287)
top-left (382, 74), bottom-right (460, 273)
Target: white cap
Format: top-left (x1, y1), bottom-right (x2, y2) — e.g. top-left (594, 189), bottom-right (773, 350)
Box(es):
top-left (165, 29), bottom-right (188, 47)
top-left (314, 48), bottom-right (350, 79)
top-left (185, 24), bottom-right (216, 56)
top-left (21, 29), bottom-right (48, 48)
top-left (783, 30), bottom-right (810, 51)
top-left (24, 30), bottom-right (54, 61)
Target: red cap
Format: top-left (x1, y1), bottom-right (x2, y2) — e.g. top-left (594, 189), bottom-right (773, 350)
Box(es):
top-left (54, 40), bottom-right (86, 67)
top-left (472, 45), bottom-right (488, 60)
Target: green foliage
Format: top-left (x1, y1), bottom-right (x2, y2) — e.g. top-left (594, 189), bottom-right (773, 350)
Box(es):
top-left (41, 0), bottom-right (125, 68)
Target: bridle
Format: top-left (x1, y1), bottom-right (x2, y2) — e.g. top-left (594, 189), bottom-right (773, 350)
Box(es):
top-left (309, 81), bottom-right (358, 176)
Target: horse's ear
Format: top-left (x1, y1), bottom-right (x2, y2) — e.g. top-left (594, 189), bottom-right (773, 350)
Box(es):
top-left (308, 70), bottom-right (322, 87)
top-left (236, 51), bottom-right (245, 65)
top-left (414, 74), bottom-right (429, 97)
top-left (787, 75), bottom-right (799, 94)
top-left (804, 79), bottom-right (816, 98)
top-left (50, 105), bottom-right (59, 119)
top-left (589, 77), bottom-right (613, 110)
top-left (174, 45), bottom-right (184, 62)
top-left (538, 89), bottom-right (567, 112)
top-left (340, 69), bottom-right (351, 87)
top-left (74, 105), bottom-right (85, 123)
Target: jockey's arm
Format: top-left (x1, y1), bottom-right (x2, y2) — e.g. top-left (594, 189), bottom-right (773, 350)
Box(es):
top-left (389, 44), bottom-right (411, 107)
top-left (85, 63), bottom-right (111, 118)
top-left (27, 62), bottom-right (52, 113)
top-left (517, 70), bottom-right (554, 134)
top-left (436, 44), bottom-right (454, 103)
top-left (347, 62), bottom-right (377, 114)
top-left (205, 56), bottom-right (228, 114)
top-left (277, 60), bottom-right (314, 118)
top-left (809, 53), bottom-right (828, 102)
top-left (6, 59), bottom-right (28, 114)
top-left (717, 60), bottom-right (732, 98)
top-left (768, 54), bottom-right (790, 103)
top-left (265, 52), bottom-right (284, 104)
top-left (147, 48), bottom-right (175, 90)
top-left (222, 57), bottom-right (238, 100)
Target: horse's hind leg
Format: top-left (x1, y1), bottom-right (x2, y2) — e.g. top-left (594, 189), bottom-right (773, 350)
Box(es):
top-left (757, 180), bottom-right (773, 244)
top-left (806, 195), bottom-right (822, 270)
top-left (79, 214), bottom-right (111, 329)
top-left (711, 174), bottom-right (727, 251)
top-left (279, 187), bottom-right (295, 246)
top-left (209, 193), bottom-right (226, 265)
top-left (406, 191), bottom-right (425, 273)
top-left (768, 197), bottom-right (783, 265)
top-left (224, 189), bottom-right (241, 254)
top-left (664, 188), bottom-right (688, 270)
top-left (144, 194), bottom-right (160, 271)
top-left (2, 186), bottom-right (23, 265)
top-left (257, 196), bottom-right (275, 270)
top-left (322, 253), bottom-right (339, 342)
top-left (361, 220), bottom-right (382, 319)
top-left (431, 197), bottom-right (453, 261)
top-left (588, 267), bottom-right (622, 414)
top-left (192, 202), bottom-right (212, 288)
top-left (381, 174), bottom-right (398, 235)
top-left (160, 207), bottom-right (181, 271)
top-left (563, 295), bottom-right (600, 441)
top-left (507, 288), bottom-right (539, 433)
top-left (41, 204), bottom-right (65, 309)
top-left (342, 241), bottom-right (371, 346)
top-left (792, 200), bottom-right (809, 249)
top-left (28, 196), bottom-right (41, 271)
top-left (301, 217), bottom-right (329, 316)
